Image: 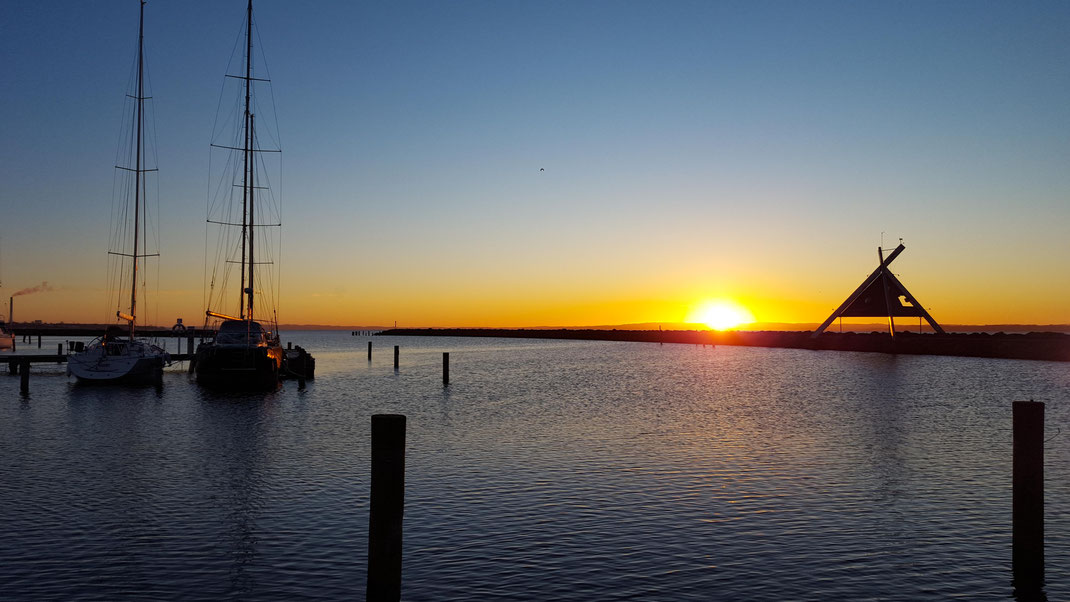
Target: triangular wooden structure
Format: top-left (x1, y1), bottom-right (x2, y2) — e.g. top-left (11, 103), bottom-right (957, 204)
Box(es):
top-left (813, 244), bottom-right (944, 337)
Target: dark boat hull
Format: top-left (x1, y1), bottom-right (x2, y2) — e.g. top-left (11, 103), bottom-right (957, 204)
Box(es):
top-left (282, 345), bottom-right (315, 380)
top-left (194, 343), bottom-right (283, 390)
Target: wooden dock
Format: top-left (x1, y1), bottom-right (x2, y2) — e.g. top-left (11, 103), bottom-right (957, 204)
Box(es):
top-left (7, 353), bottom-right (194, 372)
top-left (8, 326), bottom-right (211, 338)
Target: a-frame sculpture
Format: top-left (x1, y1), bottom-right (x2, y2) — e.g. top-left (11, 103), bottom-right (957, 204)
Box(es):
top-left (813, 244), bottom-right (944, 337)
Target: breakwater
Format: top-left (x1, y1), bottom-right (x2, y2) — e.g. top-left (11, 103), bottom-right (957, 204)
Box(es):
top-left (379, 328), bottom-right (1070, 362)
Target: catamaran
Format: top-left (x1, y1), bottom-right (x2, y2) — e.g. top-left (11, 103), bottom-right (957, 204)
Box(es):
top-left (69, 0), bottom-right (169, 383)
top-left (193, 0), bottom-right (285, 389)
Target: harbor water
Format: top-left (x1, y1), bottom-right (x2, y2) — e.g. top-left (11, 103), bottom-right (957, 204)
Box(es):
top-left (1, 332), bottom-right (1068, 600)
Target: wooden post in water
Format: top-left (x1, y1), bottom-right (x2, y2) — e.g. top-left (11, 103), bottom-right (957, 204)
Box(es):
top-left (367, 414), bottom-right (406, 602)
top-left (443, 352), bottom-right (449, 386)
top-left (57, 343), bottom-right (63, 362)
top-left (393, 345), bottom-right (399, 370)
top-left (19, 359), bottom-right (29, 395)
top-left (368, 341), bottom-right (373, 361)
top-left (1013, 400), bottom-right (1044, 590)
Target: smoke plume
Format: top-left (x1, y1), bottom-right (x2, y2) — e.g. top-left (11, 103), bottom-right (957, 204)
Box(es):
top-left (13, 282), bottom-right (54, 297)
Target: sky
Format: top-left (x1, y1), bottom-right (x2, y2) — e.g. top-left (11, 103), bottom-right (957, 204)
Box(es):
top-left (2, 1), bottom-right (1068, 328)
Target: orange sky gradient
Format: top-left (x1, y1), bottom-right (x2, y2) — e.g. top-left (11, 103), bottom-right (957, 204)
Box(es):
top-left (3, 3), bottom-right (1069, 330)
top-left (7, 235), bottom-right (1068, 329)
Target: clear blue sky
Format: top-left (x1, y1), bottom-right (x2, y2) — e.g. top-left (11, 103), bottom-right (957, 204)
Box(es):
top-left (2, 1), bottom-right (1068, 326)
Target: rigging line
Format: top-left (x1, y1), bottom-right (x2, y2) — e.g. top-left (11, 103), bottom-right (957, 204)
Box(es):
top-left (1046, 426), bottom-right (1061, 444)
top-left (251, 94), bottom-right (282, 151)
top-left (207, 152), bottom-right (235, 216)
top-left (252, 17), bottom-right (279, 141)
top-left (250, 15), bottom-right (282, 153)
top-left (211, 14), bottom-right (247, 143)
top-left (252, 16), bottom-right (271, 80)
top-left (203, 135), bottom-right (214, 324)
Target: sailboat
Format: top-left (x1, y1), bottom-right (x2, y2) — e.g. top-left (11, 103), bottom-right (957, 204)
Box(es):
top-left (193, 0), bottom-right (284, 389)
top-left (68, 0), bottom-right (169, 383)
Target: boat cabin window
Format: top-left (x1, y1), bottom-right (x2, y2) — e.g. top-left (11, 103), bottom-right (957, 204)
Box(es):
top-left (215, 321), bottom-right (270, 345)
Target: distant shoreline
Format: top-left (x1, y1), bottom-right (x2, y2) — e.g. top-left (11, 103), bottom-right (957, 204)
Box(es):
top-left (7, 322), bottom-right (1067, 361)
top-left (5, 321), bottom-right (1067, 334)
top-left (377, 328), bottom-right (1070, 363)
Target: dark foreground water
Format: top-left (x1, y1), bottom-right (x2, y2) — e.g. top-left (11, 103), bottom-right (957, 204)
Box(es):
top-left (1, 332), bottom-right (1067, 600)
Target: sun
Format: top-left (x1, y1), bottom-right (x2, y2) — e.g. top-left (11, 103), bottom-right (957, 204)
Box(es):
top-left (688, 300), bottom-right (755, 331)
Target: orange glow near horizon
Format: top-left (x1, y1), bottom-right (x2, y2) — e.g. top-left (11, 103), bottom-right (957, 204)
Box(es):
top-left (686, 299), bottom-right (756, 331)
top-left (5, 278), bottom-right (1069, 329)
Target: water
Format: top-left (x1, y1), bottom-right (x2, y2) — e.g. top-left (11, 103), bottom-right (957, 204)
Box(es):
top-left (1, 332), bottom-right (1067, 600)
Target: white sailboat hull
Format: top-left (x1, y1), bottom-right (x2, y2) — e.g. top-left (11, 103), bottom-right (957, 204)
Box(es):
top-left (68, 339), bottom-right (169, 383)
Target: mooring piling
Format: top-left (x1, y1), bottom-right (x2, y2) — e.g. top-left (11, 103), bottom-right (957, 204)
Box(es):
top-left (368, 341), bottom-right (373, 362)
top-left (1012, 400), bottom-right (1044, 590)
top-left (367, 414), bottom-right (406, 602)
top-left (57, 343), bottom-right (63, 362)
top-left (443, 352), bottom-right (449, 386)
top-left (394, 345), bottom-right (399, 370)
top-left (19, 359), bottom-right (29, 395)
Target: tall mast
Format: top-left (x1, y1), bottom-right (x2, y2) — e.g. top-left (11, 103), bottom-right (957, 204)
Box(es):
top-left (248, 113), bottom-right (256, 320)
top-left (239, 0), bottom-right (253, 320)
top-left (129, 0), bottom-right (146, 340)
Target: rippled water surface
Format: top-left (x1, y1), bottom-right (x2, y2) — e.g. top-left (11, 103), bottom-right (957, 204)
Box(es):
top-left (1, 332), bottom-right (1068, 600)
